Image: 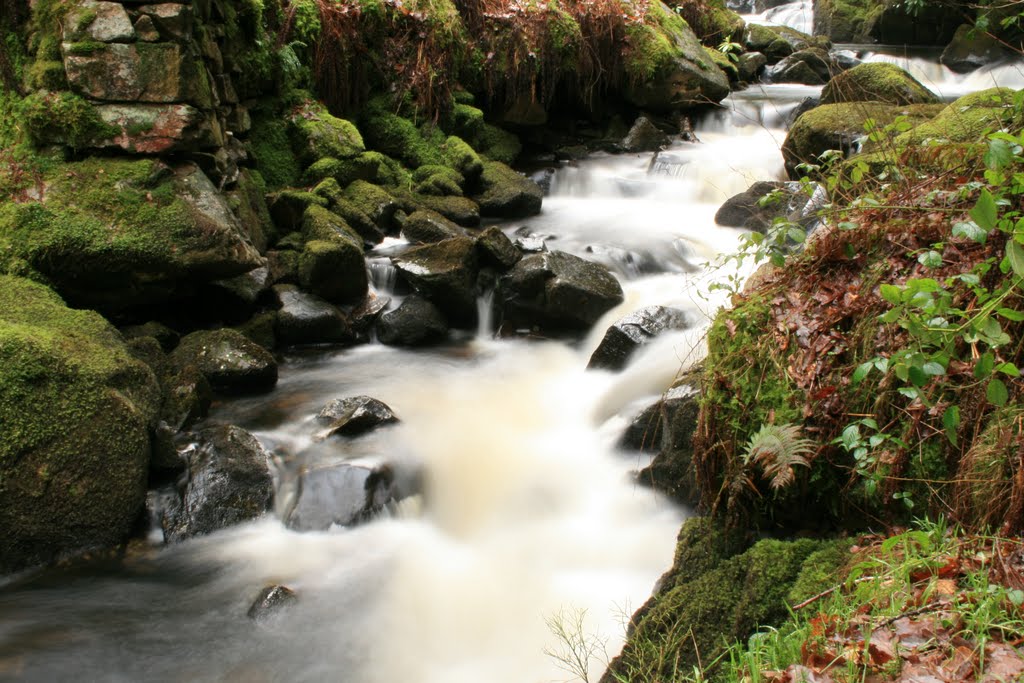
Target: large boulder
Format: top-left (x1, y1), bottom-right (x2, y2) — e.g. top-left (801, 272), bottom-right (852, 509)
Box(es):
top-left (63, 42), bottom-right (213, 108)
top-left (161, 425), bottom-right (274, 542)
top-left (0, 276), bottom-right (160, 573)
top-left (624, 4), bottom-right (730, 111)
top-left (766, 48), bottom-right (836, 85)
top-left (893, 88), bottom-right (1024, 146)
top-left (498, 251), bottom-right (624, 336)
top-left (0, 159), bottom-right (262, 314)
top-left (813, 0), bottom-right (963, 45)
top-left (470, 161), bottom-right (543, 219)
top-left (392, 237), bottom-right (480, 327)
top-left (820, 62), bottom-right (939, 106)
top-left (588, 306), bottom-right (691, 371)
top-left (169, 328), bottom-right (278, 393)
top-left (941, 24), bottom-right (1014, 74)
top-left (287, 100), bottom-right (365, 166)
top-left (285, 462), bottom-right (398, 531)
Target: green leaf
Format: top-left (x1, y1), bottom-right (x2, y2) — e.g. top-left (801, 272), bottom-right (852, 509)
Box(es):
top-left (908, 365), bottom-right (928, 386)
top-left (976, 352), bottom-right (995, 379)
top-left (997, 307), bottom-right (1024, 322)
top-left (898, 387), bottom-right (920, 400)
top-left (879, 284), bottom-right (902, 305)
top-left (917, 250), bottom-right (943, 268)
top-left (1009, 589), bottom-right (1024, 607)
top-left (984, 138), bottom-right (1016, 170)
top-left (987, 378), bottom-right (1009, 407)
top-left (1007, 241), bottom-right (1024, 278)
top-left (853, 361), bottom-right (874, 384)
top-left (943, 405), bottom-right (960, 445)
top-left (952, 220), bottom-right (988, 244)
top-left (997, 362), bottom-right (1021, 378)
top-left (971, 189), bottom-right (998, 231)
top-left (787, 227), bottom-right (806, 243)
top-left (922, 361), bottom-right (945, 376)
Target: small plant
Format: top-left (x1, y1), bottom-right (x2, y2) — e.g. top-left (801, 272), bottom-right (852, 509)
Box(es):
top-left (743, 423), bottom-right (815, 490)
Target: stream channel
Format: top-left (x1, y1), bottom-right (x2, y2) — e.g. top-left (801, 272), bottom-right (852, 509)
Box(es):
top-left (2, 21), bottom-right (1024, 683)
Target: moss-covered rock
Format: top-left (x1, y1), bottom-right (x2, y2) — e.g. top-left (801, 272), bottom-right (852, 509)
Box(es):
top-left (941, 23), bottom-right (1014, 74)
top-left (623, 2), bottom-right (730, 111)
top-left (287, 99), bottom-right (365, 166)
top-left (820, 62), bottom-right (939, 106)
top-left (0, 158), bottom-right (263, 313)
top-left (359, 97), bottom-right (446, 169)
top-left (894, 88), bottom-right (1023, 146)
top-left (0, 275), bottom-right (160, 573)
top-left (343, 179), bottom-right (403, 233)
top-left (298, 237), bottom-right (368, 305)
top-left (250, 114), bottom-right (302, 190)
top-left (402, 209), bottom-right (466, 244)
top-left (781, 102), bottom-right (940, 178)
top-left (606, 517), bottom-right (848, 683)
top-left (475, 123), bottom-right (522, 165)
top-left (471, 160), bottom-right (543, 219)
top-left (229, 168), bottom-right (275, 253)
top-left (412, 164), bottom-right (465, 197)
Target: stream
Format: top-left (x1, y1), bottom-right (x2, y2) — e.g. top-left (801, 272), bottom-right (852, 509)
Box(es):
top-left (3, 17), bottom-right (1024, 683)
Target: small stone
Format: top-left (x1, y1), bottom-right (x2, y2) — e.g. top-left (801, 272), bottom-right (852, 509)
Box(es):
top-left (621, 116), bottom-right (669, 153)
top-left (247, 585), bottom-right (297, 621)
top-left (315, 396), bottom-right (399, 438)
top-left (134, 14), bottom-right (161, 42)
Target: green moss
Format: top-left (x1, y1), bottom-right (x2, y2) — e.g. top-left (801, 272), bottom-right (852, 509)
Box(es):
top-left (250, 114), bottom-right (302, 190)
top-left (25, 60), bottom-right (66, 91)
top-left (896, 88), bottom-right (1022, 146)
top-left (476, 123), bottom-right (521, 164)
top-left (786, 540), bottom-right (855, 604)
top-left (359, 97), bottom-right (445, 169)
top-left (412, 164), bottom-right (464, 196)
top-left (62, 40), bottom-right (106, 56)
top-left (440, 135), bottom-right (483, 179)
top-left (610, 522), bottom-right (829, 683)
top-left (0, 274), bottom-right (159, 571)
top-left (18, 91), bottom-right (117, 149)
top-left (704, 45), bottom-right (738, 81)
top-left (290, 0), bottom-right (321, 46)
top-left (288, 99), bottom-right (365, 165)
top-left (301, 204), bottom-right (363, 247)
top-left (821, 62), bottom-right (940, 106)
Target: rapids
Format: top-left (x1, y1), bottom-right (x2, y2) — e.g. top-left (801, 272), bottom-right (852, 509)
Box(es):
top-left (2, 47), bottom-right (1023, 683)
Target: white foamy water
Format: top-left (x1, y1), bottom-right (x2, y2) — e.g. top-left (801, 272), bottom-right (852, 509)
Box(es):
top-left (860, 49), bottom-right (1024, 100)
top-left (742, 0), bottom-right (814, 35)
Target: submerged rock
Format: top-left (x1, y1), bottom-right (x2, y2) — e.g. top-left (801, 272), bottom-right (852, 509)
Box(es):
top-left (635, 382), bottom-right (702, 505)
top-left (161, 425), bottom-right (274, 542)
top-left (248, 585), bottom-right (298, 621)
top-left (498, 251), bottom-right (624, 336)
top-left (588, 306), bottom-right (691, 371)
top-left (315, 396), bottom-right (399, 438)
top-left (286, 462), bottom-right (397, 531)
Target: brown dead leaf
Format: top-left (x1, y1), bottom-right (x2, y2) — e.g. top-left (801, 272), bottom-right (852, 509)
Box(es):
top-left (931, 579), bottom-right (959, 599)
top-left (980, 641), bottom-right (1024, 682)
top-left (782, 664), bottom-right (835, 682)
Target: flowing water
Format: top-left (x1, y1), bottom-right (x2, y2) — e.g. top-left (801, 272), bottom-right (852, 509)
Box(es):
top-left (741, 0), bottom-right (814, 36)
top-left (2, 52), bottom-right (1022, 683)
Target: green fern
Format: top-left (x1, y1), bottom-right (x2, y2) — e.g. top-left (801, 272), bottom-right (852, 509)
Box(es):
top-left (743, 423), bottom-right (815, 490)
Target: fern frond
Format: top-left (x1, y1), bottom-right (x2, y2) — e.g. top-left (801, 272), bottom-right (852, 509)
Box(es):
top-left (743, 423), bottom-right (816, 490)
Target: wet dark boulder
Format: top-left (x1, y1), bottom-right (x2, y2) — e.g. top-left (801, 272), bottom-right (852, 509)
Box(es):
top-left (498, 251), bottom-right (624, 336)
top-left (392, 237), bottom-right (480, 327)
top-left (766, 48), bottom-right (836, 85)
top-left (941, 24), bottom-right (1013, 74)
top-left (588, 306), bottom-right (691, 371)
top-left (170, 328), bottom-right (278, 394)
top-left (737, 51), bottom-right (768, 82)
top-left (272, 285), bottom-right (354, 347)
top-left (285, 462), bottom-right (397, 531)
top-left (377, 295), bottom-right (450, 347)
top-left (248, 585), bottom-right (298, 621)
top-left (634, 380), bottom-right (702, 506)
top-left (621, 116), bottom-right (670, 153)
top-left (401, 209), bottom-right (466, 245)
top-left (470, 161), bottom-right (544, 219)
top-left (0, 276), bottom-right (161, 574)
top-left (161, 425), bottom-right (275, 542)
top-left (315, 396), bottom-right (399, 439)
top-left (715, 180), bottom-right (819, 232)
top-left (476, 226), bottom-right (522, 271)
